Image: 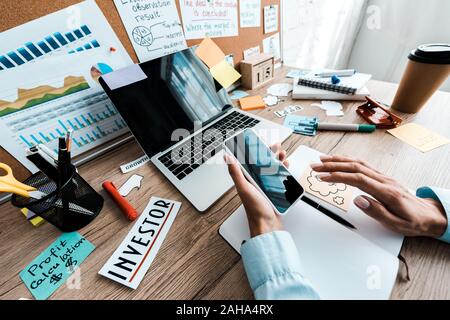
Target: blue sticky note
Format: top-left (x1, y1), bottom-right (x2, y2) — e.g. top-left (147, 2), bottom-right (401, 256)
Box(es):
top-left (229, 90), bottom-right (249, 100)
top-left (20, 232), bottom-right (95, 300)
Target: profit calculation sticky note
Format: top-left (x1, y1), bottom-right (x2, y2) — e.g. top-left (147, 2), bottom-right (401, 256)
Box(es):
top-left (20, 232), bottom-right (95, 300)
top-left (388, 123), bottom-right (450, 153)
top-left (195, 37), bottom-right (226, 68)
top-left (239, 95), bottom-right (266, 111)
top-left (210, 60), bottom-right (242, 89)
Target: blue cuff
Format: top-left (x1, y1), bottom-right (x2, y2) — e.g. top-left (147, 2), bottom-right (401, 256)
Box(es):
top-left (416, 187), bottom-right (450, 243)
top-left (241, 231), bottom-right (304, 291)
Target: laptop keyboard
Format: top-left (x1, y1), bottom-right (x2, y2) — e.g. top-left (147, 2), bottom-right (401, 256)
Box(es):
top-left (158, 111), bottom-right (260, 180)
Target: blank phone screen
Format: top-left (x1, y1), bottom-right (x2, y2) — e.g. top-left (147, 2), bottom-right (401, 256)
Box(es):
top-left (225, 129), bottom-right (304, 214)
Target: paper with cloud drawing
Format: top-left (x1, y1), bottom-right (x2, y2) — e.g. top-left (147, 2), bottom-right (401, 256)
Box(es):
top-left (300, 169), bottom-right (354, 212)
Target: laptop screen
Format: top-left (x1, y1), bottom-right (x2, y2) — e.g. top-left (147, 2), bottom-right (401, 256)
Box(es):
top-left (100, 48), bottom-right (232, 157)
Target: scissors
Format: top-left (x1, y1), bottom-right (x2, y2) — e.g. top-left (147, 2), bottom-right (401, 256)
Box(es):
top-left (0, 163), bottom-right (93, 215)
top-left (0, 163), bottom-right (47, 199)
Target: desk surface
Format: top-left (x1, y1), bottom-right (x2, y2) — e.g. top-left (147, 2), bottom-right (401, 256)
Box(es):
top-left (0, 67), bottom-right (449, 300)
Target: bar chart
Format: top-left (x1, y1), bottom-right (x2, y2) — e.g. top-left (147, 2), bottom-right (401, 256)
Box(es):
top-left (0, 25), bottom-right (101, 70)
top-left (5, 91), bottom-right (129, 155)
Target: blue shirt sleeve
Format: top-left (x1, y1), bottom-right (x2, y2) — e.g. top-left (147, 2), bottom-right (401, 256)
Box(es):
top-left (241, 231), bottom-right (320, 300)
top-left (416, 187), bottom-right (450, 244)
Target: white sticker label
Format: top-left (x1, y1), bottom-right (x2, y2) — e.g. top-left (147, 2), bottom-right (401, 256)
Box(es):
top-left (99, 197), bottom-right (181, 289)
top-left (120, 155), bottom-right (150, 174)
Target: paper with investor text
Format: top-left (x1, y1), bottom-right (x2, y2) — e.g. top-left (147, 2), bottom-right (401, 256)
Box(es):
top-left (179, 0), bottom-right (238, 40)
top-left (114, 0), bottom-right (187, 62)
top-left (20, 232), bottom-right (95, 300)
top-left (98, 197), bottom-right (181, 289)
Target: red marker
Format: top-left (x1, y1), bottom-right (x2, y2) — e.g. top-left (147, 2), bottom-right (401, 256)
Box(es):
top-left (102, 181), bottom-right (138, 221)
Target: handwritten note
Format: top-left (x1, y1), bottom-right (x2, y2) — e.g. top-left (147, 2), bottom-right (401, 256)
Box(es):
top-left (240, 0), bottom-right (261, 28)
top-left (20, 232), bottom-right (95, 300)
top-left (264, 5), bottom-right (278, 34)
top-left (263, 33), bottom-right (281, 60)
top-left (243, 45), bottom-right (260, 60)
top-left (114, 0), bottom-right (187, 62)
top-left (388, 123), bottom-right (450, 153)
top-left (179, 0), bottom-right (239, 40)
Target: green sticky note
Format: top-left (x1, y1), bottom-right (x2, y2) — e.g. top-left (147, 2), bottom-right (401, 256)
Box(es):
top-left (20, 232), bottom-right (95, 300)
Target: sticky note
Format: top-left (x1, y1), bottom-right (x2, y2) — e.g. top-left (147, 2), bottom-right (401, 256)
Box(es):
top-left (239, 96), bottom-right (266, 111)
top-left (21, 208), bottom-right (45, 227)
top-left (229, 90), bottom-right (249, 100)
top-left (388, 123), bottom-right (450, 153)
top-left (99, 197), bottom-right (181, 289)
top-left (195, 38), bottom-right (226, 68)
top-left (210, 60), bottom-right (241, 89)
top-left (20, 232), bottom-right (95, 300)
top-left (300, 169), bottom-right (354, 212)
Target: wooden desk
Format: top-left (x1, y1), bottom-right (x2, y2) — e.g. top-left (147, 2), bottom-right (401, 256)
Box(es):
top-left (0, 67), bottom-right (449, 300)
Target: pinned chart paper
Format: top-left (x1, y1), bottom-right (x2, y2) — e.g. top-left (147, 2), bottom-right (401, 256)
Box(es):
top-left (388, 123), bottom-right (450, 153)
top-left (179, 0), bottom-right (239, 40)
top-left (263, 33), bottom-right (281, 60)
top-left (240, 0), bottom-right (261, 28)
top-left (239, 96), bottom-right (266, 111)
top-left (20, 232), bottom-right (95, 300)
top-left (114, 0), bottom-right (187, 62)
top-left (99, 197), bottom-right (181, 289)
top-left (195, 38), bottom-right (226, 68)
top-left (300, 169), bottom-right (354, 212)
top-left (264, 5), bottom-right (278, 34)
top-left (210, 60), bottom-right (241, 89)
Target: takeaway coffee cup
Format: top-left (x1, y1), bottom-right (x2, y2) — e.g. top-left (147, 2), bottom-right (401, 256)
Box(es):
top-left (392, 44), bottom-right (450, 114)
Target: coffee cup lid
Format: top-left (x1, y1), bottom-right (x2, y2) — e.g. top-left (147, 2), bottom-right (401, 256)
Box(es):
top-left (409, 44), bottom-right (450, 64)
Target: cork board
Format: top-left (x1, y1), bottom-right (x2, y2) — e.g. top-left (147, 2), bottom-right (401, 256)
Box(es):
top-left (0, 0), bottom-right (281, 180)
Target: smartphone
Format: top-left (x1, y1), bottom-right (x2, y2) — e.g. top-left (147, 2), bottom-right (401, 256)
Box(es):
top-left (224, 128), bottom-right (304, 215)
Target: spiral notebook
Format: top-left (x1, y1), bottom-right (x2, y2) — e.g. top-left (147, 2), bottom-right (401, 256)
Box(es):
top-left (297, 73), bottom-right (372, 95)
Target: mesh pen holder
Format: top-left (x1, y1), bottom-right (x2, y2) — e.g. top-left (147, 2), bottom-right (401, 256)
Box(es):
top-left (11, 170), bottom-right (103, 232)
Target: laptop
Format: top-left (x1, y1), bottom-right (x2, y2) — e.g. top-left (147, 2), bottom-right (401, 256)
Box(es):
top-left (99, 48), bottom-right (292, 212)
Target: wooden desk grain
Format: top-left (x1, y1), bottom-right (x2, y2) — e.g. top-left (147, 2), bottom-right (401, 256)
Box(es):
top-left (0, 68), bottom-right (449, 300)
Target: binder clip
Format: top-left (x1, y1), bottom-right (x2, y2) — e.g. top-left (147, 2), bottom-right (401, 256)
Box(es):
top-left (356, 97), bottom-right (403, 129)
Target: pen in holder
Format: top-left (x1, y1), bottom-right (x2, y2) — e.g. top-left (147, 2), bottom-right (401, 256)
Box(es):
top-left (11, 167), bottom-right (104, 232)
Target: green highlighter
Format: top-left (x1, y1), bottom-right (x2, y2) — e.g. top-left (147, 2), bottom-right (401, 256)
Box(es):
top-left (284, 115), bottom-right (376, 136)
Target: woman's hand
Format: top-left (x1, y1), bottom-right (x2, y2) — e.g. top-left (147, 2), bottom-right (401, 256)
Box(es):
top-left (224, 144), bottom-right (288, 238)
top-left (311, 155), bottom-right (448, 238)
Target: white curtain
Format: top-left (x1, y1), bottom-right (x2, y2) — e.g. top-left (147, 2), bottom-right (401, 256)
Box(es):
top-left (349, 0), bottom-right (450, 92)
top-left (282, 0), bottom-right (368, 69)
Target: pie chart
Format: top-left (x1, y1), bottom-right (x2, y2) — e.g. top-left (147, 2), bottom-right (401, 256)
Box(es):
top-left (132, 26), bottom-right (154, 47)
top-left (90, 63), bottom-right (113, 81)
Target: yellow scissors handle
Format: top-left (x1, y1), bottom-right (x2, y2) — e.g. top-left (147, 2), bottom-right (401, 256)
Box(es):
top-left (0, 163), bottom-right (36, 197)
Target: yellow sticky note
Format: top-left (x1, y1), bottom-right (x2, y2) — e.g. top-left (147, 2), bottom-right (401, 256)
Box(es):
top-left (388, 123), bottom-right (450, 153)
top-left (21, 208), bottom-right (45, 227)
top-left (239, 95), bottom-right (266, 111)
top-left (300, 169), bottom-right (354, 212)
top-left (195, 38), bottom-right (226, 68)
top-left (210, 60), bottom-right (241, 89)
